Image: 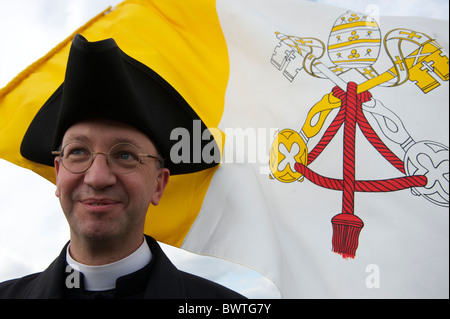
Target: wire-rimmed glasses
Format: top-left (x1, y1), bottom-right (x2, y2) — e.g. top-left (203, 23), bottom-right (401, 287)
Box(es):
top-left (52, 141), bottom-right (163, 174)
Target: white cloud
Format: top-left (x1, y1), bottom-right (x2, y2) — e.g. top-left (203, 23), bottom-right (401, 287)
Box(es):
top-left (0, 160), bottom-right (67, 279)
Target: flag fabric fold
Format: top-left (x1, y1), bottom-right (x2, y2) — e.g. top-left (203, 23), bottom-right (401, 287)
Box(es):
top-left (1, 0), bottom-right (448, 298)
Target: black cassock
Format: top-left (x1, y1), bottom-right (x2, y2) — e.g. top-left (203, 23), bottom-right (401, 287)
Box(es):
top-left (0, 236), bottom-right (245, 299)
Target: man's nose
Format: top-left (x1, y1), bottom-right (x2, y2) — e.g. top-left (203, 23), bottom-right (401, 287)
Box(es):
top-left (83, 153), bottom-right (117, 189)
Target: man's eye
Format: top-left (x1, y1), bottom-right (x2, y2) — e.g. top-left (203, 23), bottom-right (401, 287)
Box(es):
top-left (64, 147), bottom-right (90, 160)
top-left (119, 152), bottom-right (132, 160)
top-left (71, 149), bottom-right (86, 155)
top-left (115, 151), bottom-right (139, 161)
top-left (68, 148), bottom-right (88, 156)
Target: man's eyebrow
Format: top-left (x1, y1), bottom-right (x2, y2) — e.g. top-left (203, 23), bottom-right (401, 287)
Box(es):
top-left (111, 137), bottom-right (143, 148)
top-left (64, 134), bottom-right (90, 144)
top-left (63, 135), bottom-right (146, 150)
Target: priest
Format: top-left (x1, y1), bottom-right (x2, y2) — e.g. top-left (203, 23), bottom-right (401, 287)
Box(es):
top-left (0, 34), bottom-right (245, 299)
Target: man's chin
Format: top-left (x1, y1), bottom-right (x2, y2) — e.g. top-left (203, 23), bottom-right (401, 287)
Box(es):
top-left (74, 221), bottom-right (124, 243)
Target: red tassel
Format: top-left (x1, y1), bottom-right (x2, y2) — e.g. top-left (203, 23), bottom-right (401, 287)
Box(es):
top-left (331, 213), bottom-right (364, 259)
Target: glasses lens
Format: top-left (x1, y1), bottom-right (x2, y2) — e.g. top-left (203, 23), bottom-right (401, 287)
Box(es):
top-left (61, 141), bottom-right (92, 173)
top-left (108, 143), bottom-right (141, 174)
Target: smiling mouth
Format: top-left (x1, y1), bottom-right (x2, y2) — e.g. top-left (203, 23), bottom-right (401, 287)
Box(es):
top-left (80, 199), bottom-right (121, 210)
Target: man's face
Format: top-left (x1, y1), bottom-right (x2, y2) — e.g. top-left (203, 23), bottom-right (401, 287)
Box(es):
top-left (54, 119), bottom-right (169, 243)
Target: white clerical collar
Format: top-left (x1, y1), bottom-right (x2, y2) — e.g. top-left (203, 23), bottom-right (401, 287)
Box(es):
top-left (66, 238), bottom-right (152, 291)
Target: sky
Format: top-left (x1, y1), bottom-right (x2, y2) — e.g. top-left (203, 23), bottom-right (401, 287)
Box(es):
top-left (0, 0), bottom-right (448, 299)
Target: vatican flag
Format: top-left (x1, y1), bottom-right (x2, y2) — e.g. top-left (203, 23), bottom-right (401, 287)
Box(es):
top-left (1, 0), bottom-right (448, 298)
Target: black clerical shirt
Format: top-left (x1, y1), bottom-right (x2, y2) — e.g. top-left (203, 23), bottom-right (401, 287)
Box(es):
top-left (0, 236), bottom-right (245, 299)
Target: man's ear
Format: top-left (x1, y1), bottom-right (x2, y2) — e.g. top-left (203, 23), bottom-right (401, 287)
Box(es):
top-left (151, 168), bottom-right (170, 206)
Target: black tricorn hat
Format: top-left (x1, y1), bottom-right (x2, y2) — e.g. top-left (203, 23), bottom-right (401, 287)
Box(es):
top-left (20, 34), bottom-right (220, 175)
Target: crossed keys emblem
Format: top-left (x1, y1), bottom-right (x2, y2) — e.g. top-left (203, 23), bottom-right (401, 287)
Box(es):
top-left (269, 11), bottom-right (449, 258)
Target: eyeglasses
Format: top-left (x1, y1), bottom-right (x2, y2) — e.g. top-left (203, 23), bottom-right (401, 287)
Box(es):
top-left (52, 141), bottom-right (163, 174)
